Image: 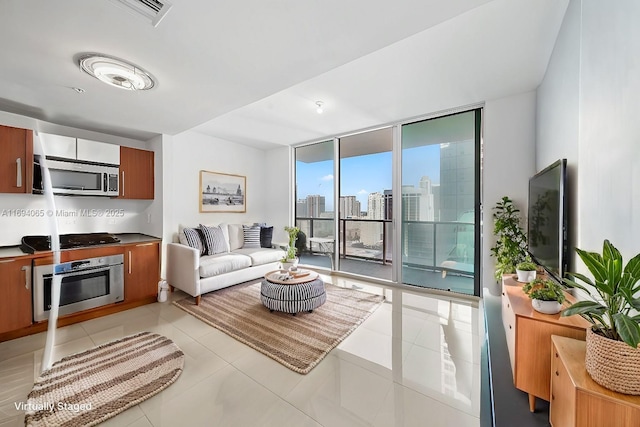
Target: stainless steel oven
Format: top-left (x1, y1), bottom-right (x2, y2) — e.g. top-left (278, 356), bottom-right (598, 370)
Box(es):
top-left (33, 254), bottom-right (124, 322)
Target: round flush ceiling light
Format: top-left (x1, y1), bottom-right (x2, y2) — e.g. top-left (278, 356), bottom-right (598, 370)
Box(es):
top-left (78, 53), bottom-right (156, 91)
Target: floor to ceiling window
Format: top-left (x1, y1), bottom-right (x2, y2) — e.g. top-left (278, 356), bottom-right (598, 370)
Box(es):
top-left (293, 108), bottom-right (481, 296)
top-left (338, 128), bottom-right (393, 280)
top-left (400, 110), bottom-right (480, 295)
top-left (294, 141), bottom-right (335, 269)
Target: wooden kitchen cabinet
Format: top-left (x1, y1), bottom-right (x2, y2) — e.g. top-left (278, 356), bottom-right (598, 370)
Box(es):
top-left (119, 146), bottom-right (154, 199)
top-left (0, 257), bottom-right (33, 334)
top-left (550, 336), bottom-right (640, 427)
top-left (502, 275), bottom-right (589, 412)
top-left (124, 242), bottom-right (160, 302)
top-left (0, 125), bottom-right (33, 193)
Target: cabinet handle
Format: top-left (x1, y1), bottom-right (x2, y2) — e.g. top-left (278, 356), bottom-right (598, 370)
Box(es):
top-left (21, 265), bottom-right (31, 290)
top-left (555, 370), bottom-right (559, 376)
top-left (0, 259), bottom-right (16, 264)
top-left (552, 394), bottom-right (555, 400)
top-left (128, 250), bottom-right (132, 274)
top-left (136, 243), bottom-right (154, 247)
top-left (509, 325), bottom-right (512, 329)
top-left (16, 158), bottom-right (22, 187)
top-left (555, 352), bottom-right (558, 358)
top-left (121, 171), bottom-right (125, 197)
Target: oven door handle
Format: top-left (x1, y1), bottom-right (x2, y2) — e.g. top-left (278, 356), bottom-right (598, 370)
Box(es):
top-left (54, 265), bottom-right (112, 278)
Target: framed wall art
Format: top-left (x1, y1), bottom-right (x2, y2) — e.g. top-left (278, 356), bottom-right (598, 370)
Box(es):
top-left (199, 170), bottom-right (246, 213)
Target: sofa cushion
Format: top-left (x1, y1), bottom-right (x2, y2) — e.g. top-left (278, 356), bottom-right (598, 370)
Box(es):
top-left (260, 226), bottom-right (273, 248)
top-left (199, 253), bottom-right (251, 278)
top-left (233, 248), bottom-right (285, 266)
top-left (228, 224), bottom-right (244, 251)
top-left (200, 224), bottom-right (227, 255)
top-left (242, 225), bottom-right (261, 248)
top-left (179, 227), bottom-right (205, 256)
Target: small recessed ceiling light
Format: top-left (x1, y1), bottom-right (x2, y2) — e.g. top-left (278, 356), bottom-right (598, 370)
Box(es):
top-left (315, 101), bottom-right (324, 114)
top-left (78, 53), bottom-right (156, 91)
top-left (72, 87), bottom-right (85, 94)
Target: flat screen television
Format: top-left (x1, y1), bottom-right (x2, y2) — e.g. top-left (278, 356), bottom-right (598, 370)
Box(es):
top-left (527, 159), bottom-right (568, 284)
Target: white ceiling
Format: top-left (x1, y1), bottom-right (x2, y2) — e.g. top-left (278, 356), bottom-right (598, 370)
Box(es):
top-left (0, 0), bottom-right (568, 149)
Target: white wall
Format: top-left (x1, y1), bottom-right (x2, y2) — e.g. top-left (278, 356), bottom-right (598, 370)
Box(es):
top-left (482, 91), bottom-right (537, 294)
top-left (0, 111), bottom-right (156, 246)
top-left (536, 0), bottom-right (640, 267)
top-left (166, 130), bottom-right (271, 243)
top-left (264, 146), bottom-right (293, 243)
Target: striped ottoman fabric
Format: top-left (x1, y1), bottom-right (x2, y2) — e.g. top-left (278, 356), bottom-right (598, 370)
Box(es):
top-left (261, 278), bottom-right (326, 314)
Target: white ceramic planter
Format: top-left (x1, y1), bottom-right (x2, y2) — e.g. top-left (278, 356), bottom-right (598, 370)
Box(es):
top-left (531, 299), bottom-right (562, 314)
top-left (516, 269), bottom-right (536, 283)
top-left (280, 258), bottom-right (299, 272)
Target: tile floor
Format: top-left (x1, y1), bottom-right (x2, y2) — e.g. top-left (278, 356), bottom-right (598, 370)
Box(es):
top-left (0, 274), bottom-right (483, 427)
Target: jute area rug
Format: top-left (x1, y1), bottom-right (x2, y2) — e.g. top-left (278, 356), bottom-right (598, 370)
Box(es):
top-left (25, 332), bottom-right (184, 427)
top-left (174, 280), bottom-right (384, 374)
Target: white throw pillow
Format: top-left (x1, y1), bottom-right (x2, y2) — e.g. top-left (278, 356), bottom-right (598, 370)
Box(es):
top-left (228, 224), bottom-right (244, 251)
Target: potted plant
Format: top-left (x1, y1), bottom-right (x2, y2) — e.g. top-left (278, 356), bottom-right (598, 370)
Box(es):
top-left (522, 278), bottom-right (566, 314)
top-left (515, 261), bottom-right (537, 283)
top-left (280, 226), bottom-right (300, 271)
top-left (561, 240), bottom-right (640, 395)
top-left (490, 197), bottom-right (528, 281)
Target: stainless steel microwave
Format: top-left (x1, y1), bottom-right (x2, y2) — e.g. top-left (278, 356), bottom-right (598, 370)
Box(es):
top-left (33, 156), bottom-right (119, 197)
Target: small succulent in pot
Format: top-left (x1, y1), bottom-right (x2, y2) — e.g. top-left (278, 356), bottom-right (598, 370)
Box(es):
top-left (523, 278), bottom-right (566, 303)
top-left (516, 261), bottom-right (537, 271)
top-left (523, 278), bottom-right (565, 314)
top-left (516, 261), bottom-right (537, 283)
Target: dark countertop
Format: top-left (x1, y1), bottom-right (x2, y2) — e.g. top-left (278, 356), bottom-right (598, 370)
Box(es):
top-left (0, 233), bottom-right (161, 259)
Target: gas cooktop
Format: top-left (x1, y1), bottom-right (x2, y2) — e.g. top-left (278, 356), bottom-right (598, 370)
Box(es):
top-left (21, 233), bottom-right (121, 253)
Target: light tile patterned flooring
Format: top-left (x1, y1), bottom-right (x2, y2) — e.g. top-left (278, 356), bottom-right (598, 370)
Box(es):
top-left (0, 274), bottom-right (482, 427)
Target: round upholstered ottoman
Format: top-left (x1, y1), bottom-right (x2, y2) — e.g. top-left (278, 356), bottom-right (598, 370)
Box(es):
top-left (261, 271), bottom-right (326, 314)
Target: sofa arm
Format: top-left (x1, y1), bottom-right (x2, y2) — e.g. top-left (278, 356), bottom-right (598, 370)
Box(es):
top-left (166, 243), bottom-right (200, 297)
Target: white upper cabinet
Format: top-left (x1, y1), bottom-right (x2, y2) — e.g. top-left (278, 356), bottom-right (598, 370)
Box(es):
top-left (37, 133), bottom-right (120, 165)
top-left (38, 133), bottom-right (76, 158)
top-left (77, 139), bottom-right (120, 165)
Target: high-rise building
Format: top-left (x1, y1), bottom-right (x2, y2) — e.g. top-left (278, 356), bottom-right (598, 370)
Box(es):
top-left (339, 195), bottom-right (360, 218)
top-left (306, 195), bottom-right (326, 218)
top-left (383, 189), bottom-right (393, 220)
top-left (296, 199), bottom-right (307, 217)
top-left (439, 140), bottom-right (474, 221)
top-left (401, 176), bottom-right (434, 221)
top-left (367, 192), bottom-right (385, 220)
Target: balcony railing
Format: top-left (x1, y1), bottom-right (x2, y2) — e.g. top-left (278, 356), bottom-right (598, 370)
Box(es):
top-left (295, 217), bottom-right (474, 275)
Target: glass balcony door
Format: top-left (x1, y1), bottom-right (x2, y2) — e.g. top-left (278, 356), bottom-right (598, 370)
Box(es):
top-left (337, 128), bottom-right (393, 280)
top-left (399, 110), bottom-right (480, 295)
top-left (294, 141), bottom-right (336, 270)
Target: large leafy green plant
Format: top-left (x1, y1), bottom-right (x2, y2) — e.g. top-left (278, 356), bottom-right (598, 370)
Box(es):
top-left (562, 240), bottom-right (640, 348)
top-left (490, 197), bottom-right (528, 281)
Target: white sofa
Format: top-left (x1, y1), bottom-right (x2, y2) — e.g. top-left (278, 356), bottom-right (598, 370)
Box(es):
top-left (166, 224), bottom-right (284, 304)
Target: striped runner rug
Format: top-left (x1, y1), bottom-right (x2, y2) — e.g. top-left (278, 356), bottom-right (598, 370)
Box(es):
top-left (24, 332), bottom-right (184, 427)
top-left (173, 281), bottom-right (384, 374)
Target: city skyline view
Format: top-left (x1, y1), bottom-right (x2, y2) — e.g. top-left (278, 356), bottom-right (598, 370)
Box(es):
top-left (296, 144), bottom-right (442, 213)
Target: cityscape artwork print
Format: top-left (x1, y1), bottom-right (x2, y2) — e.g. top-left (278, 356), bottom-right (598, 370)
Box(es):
top-left (199, 170), bottom-right (246, 213)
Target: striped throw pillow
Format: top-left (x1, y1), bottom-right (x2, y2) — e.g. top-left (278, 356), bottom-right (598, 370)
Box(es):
top-left (199, 224), bottom-right (227, 255)
top-left (242, 225), bottom-right (261, 248)
top-left (181, 227), bottom-right (205, 256)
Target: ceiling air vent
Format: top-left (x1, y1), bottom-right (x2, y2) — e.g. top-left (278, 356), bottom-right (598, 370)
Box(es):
top-left (108, 0), bottom-right (173, 27)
